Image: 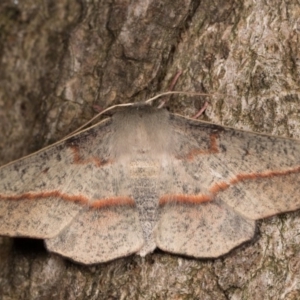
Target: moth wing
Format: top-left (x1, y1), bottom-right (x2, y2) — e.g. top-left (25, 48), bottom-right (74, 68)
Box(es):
top-left (156, 114), bottom-right (300, 258)
top-left (0, 118), bottom-right (144, 263)
top-left (45, 204), bottom-right (143, 264)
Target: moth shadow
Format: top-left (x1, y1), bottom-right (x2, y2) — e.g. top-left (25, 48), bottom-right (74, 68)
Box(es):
top-left (13, 237), bottom-right (47, 256)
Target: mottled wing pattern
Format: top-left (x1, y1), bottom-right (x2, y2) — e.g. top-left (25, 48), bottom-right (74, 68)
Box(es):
top-left (2, 106), bottom-right (300, 263)
top-left (156, 114), bottom-right (300, 258)
top-left (0, 118), bottom-right (143, 264)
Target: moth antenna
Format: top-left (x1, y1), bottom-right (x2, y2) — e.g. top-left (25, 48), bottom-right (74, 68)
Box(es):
top-left (144, 91), bottom-right (216, 105)
top-left (68, 92), bottom-right (217, 137)
top-left (192, 101), bottom-right (209, 119)
top-left (67, 90), bottom-right (222, 138)
top-left (67, 67), bottom-right (219, 136)
top-left (66, 102), bottom-right (135, 137)
top-left (158, 70), bottom-right (183, 108)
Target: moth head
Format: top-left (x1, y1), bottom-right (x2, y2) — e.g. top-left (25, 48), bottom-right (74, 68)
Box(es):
top-left (110, 106), bottom-right (173, 160)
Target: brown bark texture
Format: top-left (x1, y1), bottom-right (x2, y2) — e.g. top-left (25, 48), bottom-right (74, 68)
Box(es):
top-left (0, 0), bottom-right (300, 299)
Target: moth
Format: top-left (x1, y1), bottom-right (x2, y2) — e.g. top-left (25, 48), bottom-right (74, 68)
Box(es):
top-left (1, 104), bottom-right (300, 264)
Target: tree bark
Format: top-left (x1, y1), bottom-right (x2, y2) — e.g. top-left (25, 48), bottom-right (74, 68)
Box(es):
top-left (0, 0), bottom-right (300, 299)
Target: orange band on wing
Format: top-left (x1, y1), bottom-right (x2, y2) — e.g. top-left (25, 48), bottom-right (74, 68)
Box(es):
top-left (178, 133), bottom-right (219, 161)
top-left (160, 165), bottom-right (300, 206)
top-left (159, 194), bottom-right (212, 206)
top-left (69, 145), bottom-right (111, 167)
top-left (229, 166), bottom-right (300, 184)
top-left (0, 191), bottom-right (135, 209)
top-left (91, 197), bottom-right (135, 208)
